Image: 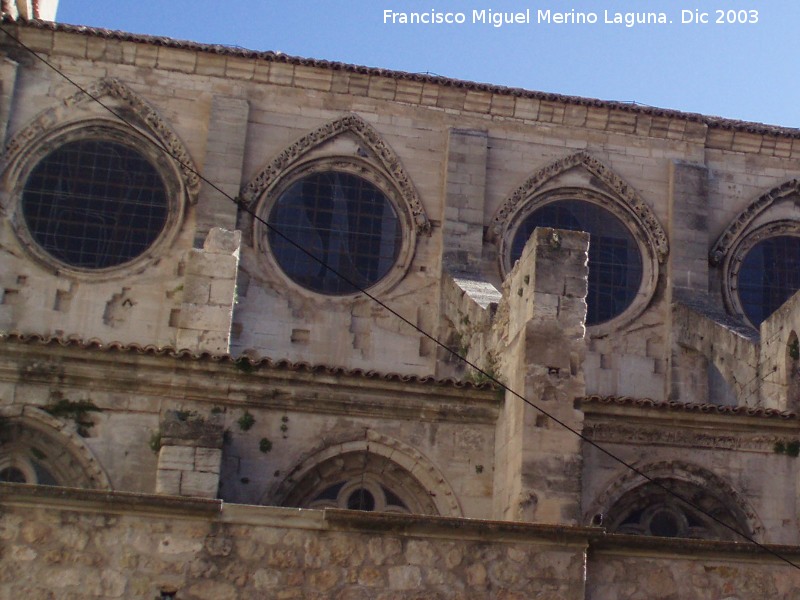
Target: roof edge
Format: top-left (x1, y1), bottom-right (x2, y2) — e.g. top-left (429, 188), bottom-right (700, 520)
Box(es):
top-left (4, 17), bottom-right (800, 138)
top-left (0, 331), bottom-right (498, 392)
top-left (581, 394), bottom-right (797, 420)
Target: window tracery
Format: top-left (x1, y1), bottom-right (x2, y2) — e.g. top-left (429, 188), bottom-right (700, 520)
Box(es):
top-left (0, 408), bottom-right (111, 490)
top-left (266, 168), bottom-right (403, 295)
top-left (723, 221), bottom-right (800, 328)
top-left (307, 477), bottom-right (411, 513)
top-left (21, 137), bottom-right (169, 270)
top-left (279, 450), bottom-right (438, 515)
top-left (492, 152), bottom-right (665, 333)
top-left (605, 479), bottom-right (750, 541)
top-left (587, 461), bottom-right (761, 542)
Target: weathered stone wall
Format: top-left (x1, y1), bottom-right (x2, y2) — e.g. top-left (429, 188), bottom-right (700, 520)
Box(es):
top-left (492, 228), bottom-right (588, 524)
top-left (759, 289), bottom-right (800, 411)
top-left (582, 402), bottom-right (800, 545)
top-left (6, 22), bottom-right (800, 392)
top-left (4, 485), bottom-right (800, 600)
top-left (0, 336), bottom-right (500, 518)
top-left (587, 541), bottom-right (800, 600)
top-left (672, 300), bottom-right (759, 405)
top-left (0, 485), bottom-right (589, 600)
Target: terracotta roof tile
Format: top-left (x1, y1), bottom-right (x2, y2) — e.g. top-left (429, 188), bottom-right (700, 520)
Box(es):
top-left (0, 331), bottom-right (495, 390)
top-left (582, 394), bottom-right (797, 419)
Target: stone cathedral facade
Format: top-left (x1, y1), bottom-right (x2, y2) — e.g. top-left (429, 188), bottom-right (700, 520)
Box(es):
top-left (3, 15), bottom-right (800, 599)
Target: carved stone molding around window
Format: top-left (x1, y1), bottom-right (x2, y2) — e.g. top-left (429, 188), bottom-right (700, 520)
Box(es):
top-left (0, 405), bottom-right (111, 490)
top-left (710, 179), bottom-right (800, 266)
top-left (585, 460), bottom-right (763, 542)
top-left (1, 77), bottom-right (200, 202)
top-left (240, 113), bottom-right (430, 235)
top-left (488, 150), bottom-right (668, 263)
top-left (721, 220), bottom-right (800, 327)
top-left (267, 430), bottom-right (461, 517)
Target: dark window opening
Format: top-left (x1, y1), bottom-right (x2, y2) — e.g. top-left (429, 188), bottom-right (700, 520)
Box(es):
top-left (32, 461), bottom-right (58, 486)
top-left (22, 139), bottom-right (169, 269)
top-left (315, 481), bottom-right (346, 501)
top-left (648, 510), bottom-right (680, 537)
top-left (346, 488), bottom-right (376, 511)
top-left (511, 200), bottom-right (643, 325)
top-left (382, 486), bottom-right (409, 510)
top-left (737, 236), bottom-right (800, 327)
top-left (0, 467), bottom-right (26, 483)
top-left (268, 171), bottom-right (402, 295)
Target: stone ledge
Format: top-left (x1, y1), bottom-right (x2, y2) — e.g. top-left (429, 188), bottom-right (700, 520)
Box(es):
top-left (0, 482), bottom-right (597, 545)
top-left (0, 482), bottom-right (222, 516)
top-left (6, 483), bottom-right (799, 563)
top-left (593, 532), bottom-right (800, 560)
top-left (323, 508), bottom-right (598, 545)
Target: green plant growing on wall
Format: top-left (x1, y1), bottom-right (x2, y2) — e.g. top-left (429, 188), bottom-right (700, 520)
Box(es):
top-left (149, 430), bottom-right (162, 453)
top-left (44, 399), bottom-right (102, 437)
top-left (238, 410), bottom-right (255, 431)
top-left (259, 438), bottom-right (273, 453)
top-left (788, 440), bottom-right (800, 457)
top-left (280, 415), bottom-right (289, 439)
top-left (774, 440), bottom-right (800, 457)
top-left (467, 354), bottom-right (501, 386)
top-left (789, 339), bottom-right (800, 361)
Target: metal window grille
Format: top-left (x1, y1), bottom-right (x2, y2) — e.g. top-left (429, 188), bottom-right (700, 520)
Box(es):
top-left (268, 171), bottom-right (402, 295)
top-left (22, 139), bottom-right (169, 269)
top-left (511, 200), bottom-right (643, 325)
top-left (738, 235), bottom-right (800, 326)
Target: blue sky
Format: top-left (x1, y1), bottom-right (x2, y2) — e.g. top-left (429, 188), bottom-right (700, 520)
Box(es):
top-left (56, 1), bottom-right (800, 128)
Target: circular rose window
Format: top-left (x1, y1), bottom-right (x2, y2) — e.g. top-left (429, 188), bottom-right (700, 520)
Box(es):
top-left (736, 235), bottom-right (800, 327)
top-left (267, 171), bottom-right (402, 295)
top-left (21, 139), bottom-right (168, 270)
top-left (510, 199), bottom-right (643, 325)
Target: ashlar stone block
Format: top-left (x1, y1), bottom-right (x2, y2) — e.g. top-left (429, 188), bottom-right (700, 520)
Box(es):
top-left (180, 471), bottom-right (219, 498)
top-left (157, 445), bottom-right (196, 471)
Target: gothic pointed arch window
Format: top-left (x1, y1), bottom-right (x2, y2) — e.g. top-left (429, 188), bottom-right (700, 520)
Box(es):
top-left (257, 159), bottom-right (415, 296)
top-left (244, 115), bottom-right (428, 299)
top-left (711, 181), bottom-right (800, 329)
top-left (4, 80), bottom-right (198, 278)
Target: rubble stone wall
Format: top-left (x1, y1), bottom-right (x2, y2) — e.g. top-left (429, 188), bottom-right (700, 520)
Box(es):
top-left (0, 486), bottom-right (588, 600)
